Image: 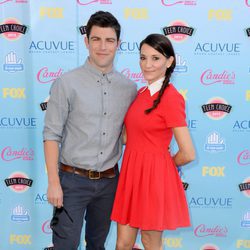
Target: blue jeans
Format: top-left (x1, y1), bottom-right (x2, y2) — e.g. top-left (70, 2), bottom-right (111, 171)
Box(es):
top-left (52, 169), bottom-right (119, 250)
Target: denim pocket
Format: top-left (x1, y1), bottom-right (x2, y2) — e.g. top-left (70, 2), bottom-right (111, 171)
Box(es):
top-left (50, 207), bottom-right (73, 239)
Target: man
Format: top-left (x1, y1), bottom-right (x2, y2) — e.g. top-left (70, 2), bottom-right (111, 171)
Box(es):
top-left (43, 11), bottom-right (137, 250)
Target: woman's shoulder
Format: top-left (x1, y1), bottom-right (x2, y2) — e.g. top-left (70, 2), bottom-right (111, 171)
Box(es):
top-left (136, 86), bottom-right (148, 96)
top-left (164, 83), bottom-right (182, 97)
top-left (138, 86), bottom-right (147, 92)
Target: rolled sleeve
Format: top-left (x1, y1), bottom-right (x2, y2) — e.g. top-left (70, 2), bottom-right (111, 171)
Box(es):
top-left (43, 78), bottom-right (69, 142)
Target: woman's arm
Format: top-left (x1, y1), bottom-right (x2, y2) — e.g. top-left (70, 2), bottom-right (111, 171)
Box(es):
top-left (172, 126), bottom-right (195, 167)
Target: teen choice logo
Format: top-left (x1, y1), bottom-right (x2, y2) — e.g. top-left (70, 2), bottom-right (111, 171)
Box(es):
top-left (163, 20), bottom-right (194, 42)
top-left (0, 18), bottom-right (27, 41)
top-left (201, 97), bottom-right (232, 120)
top-left (200, 243), bottom-right (219, 250)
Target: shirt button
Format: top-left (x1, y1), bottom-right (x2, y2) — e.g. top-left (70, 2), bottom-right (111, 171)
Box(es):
top-left (104, 112), bottom-right (107, 115)
top-left (103, 132), bottom-right (106, 135)
top-left (100, 152), bottom-right (103, 155)
top-left (104, 92), bottom-right (107, 95)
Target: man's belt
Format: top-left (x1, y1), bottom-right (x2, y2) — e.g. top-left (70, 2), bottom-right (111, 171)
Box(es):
top-left (60, 163), bottom-right (118, 180)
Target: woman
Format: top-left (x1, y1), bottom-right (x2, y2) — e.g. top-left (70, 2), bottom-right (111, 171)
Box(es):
top-left (111, 34), bottom-right (195, 250)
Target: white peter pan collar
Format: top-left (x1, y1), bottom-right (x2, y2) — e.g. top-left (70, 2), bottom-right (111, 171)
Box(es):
top-left (140, 77), bottom-right (165, 96)
top-left (148, 77), bottom-right (165, 96)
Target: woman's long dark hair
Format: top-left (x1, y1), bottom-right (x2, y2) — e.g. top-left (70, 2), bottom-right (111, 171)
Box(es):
top-left (140, 34), bottom-right (176, 114)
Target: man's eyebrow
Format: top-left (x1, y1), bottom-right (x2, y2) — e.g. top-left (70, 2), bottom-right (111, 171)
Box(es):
top-left (106, 37), bottom-right (116, 41)
top-left (90, 36), bottom-right (101, 39)
top-left (90, 36), bottom-right (116, 41)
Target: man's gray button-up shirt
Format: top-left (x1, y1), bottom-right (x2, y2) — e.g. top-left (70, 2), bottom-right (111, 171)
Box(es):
top-left (43, 59), bottom-right (137, 171)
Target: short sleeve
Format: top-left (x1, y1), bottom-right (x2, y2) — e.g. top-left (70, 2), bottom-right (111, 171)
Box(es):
top-left (162, 85), bottom-right (187, 128)
top-left (43, 77), bottom-right (69, 142)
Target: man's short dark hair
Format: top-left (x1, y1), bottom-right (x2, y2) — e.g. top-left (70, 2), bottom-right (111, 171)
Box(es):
top-left (86, 11), bottom-right (121, 40)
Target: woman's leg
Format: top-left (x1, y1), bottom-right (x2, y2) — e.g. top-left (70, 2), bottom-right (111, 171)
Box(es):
top-left (141, 230), bottom-right (163, 250)
top-left (116, 223), bottom-right (138, 250)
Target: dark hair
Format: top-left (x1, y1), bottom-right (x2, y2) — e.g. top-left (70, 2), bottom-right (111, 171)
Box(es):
top-left (86, 11), bottom-right (121, 40)
top-left (140, 34), bottom-right (176, 114)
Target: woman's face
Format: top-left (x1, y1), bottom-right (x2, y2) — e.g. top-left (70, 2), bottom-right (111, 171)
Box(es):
top-left (140, 43), bottom-right (174, 84)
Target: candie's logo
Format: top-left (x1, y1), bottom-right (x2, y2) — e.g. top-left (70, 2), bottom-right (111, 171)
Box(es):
top-left (121, 68), bottom-right (145, 84)
top-left (77, 0), bottom-right (111, 5)
top-left (0, 0), bottom-right (12, 3)
top-left (163, 20), bottom-right (194, 42)
top-left (37, 67), bottom-right (63, 84)
top-left (237, 150), bottom-right (250, 166)
top-left (194, 224), bottom-right (228, 237)
top-left (161, 0), bottom-right (196, 6)
top-left (42, 220), bottom-right (52, 234)
top-left (246, 0), bottom-right (250, 7)
top-left (1, 146), bottom-right (34, 161)
top-left (202, 97), bottom-right (232, 120)
top-left (200, 69), bottom-right (235, 85)
top-left (0, 18), bottom-right (27, 41)
top-left (0, 0), bottom-right (28, 4)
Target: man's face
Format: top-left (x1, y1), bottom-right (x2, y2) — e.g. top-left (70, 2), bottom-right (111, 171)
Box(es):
top-left (85, 26), bottom-right (119, 73)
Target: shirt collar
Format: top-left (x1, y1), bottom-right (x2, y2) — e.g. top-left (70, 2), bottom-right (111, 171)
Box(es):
top-left (147, 77), bottom-right (165, 96)
top-left (84, 57), bottom-right (115, 78)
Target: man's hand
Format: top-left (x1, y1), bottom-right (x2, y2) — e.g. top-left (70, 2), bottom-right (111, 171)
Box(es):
top-left (47, 182), bottom-right (63, 208)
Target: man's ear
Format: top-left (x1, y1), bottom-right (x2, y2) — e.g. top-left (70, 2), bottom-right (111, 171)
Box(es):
top-left (117, 39), bottom-right (121, 48)
top-left (84, 36), bottom-right (89, 49)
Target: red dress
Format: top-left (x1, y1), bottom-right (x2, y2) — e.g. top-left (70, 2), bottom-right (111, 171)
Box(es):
top-left (111, 84), bottom-right (190, 230)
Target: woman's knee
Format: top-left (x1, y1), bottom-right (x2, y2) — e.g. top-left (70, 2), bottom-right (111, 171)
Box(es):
top-left (116, 224), bottom-right (138, 250)
top-left (141, 230), bottom-right (162, 250)
top-left (116, 239), bottom-right (134, 250)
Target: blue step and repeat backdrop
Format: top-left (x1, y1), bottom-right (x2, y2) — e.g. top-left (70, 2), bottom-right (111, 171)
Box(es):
top-left (0, 0), bottom-right (250, 249)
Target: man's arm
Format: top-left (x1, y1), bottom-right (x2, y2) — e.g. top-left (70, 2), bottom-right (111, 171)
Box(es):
top-left (44, 140), bottom-right (63, 208)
